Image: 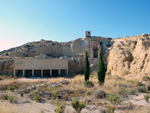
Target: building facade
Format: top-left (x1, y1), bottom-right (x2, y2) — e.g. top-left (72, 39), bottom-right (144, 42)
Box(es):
top-left (14, 58), bottom-right (68, 77)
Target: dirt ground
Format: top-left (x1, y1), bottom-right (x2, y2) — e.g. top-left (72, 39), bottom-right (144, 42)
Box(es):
top-left (0, 74), bottom-right (150, 113)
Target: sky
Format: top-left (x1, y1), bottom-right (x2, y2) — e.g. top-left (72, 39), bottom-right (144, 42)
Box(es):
top-left (0, 0), bottom-right (150, 51)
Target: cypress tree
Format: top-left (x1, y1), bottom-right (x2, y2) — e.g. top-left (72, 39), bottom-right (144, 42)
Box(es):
top-left (84, 51), bottom-right (90, 81)
top-left (98, 48), bottom-right (106, 85)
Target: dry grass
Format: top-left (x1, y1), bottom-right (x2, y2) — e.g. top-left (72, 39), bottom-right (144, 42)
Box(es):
top-left (0, 73), bottom-right (149, 113)
top-left (0, 101), bottom-right (16, 113)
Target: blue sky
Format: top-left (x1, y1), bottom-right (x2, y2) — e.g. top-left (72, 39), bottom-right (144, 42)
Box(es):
top-left (0, 0), bottom-right (150, 51)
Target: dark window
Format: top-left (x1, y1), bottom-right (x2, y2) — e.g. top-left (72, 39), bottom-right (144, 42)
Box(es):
top-left (93, 50), bottom-right (98, 58)
top-left (93, 46), bottom-right (98, 58)
top-left (88, 32), bottom-right (90, 34)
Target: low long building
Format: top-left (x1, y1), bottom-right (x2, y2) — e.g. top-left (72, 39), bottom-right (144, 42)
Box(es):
top-left (14, 58), bottom-right (68, 77)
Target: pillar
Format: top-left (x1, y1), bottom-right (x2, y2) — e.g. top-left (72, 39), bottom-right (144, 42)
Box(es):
top-left (41, 69), bottom-right (43, 77)
top-left (32, 70), bottom-right (34, 76)
top-left (23, 69), bottom-right (25, 76)
top-left (50, 69), bottom-right (52, 76)
top-left (59, 69), bottom-right (60, 75)
top-left (67, 69), bottom-right (68, 75)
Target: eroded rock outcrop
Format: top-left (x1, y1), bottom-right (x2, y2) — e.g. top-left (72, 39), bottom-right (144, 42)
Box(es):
top-left (107, 35), bottom-right (150, 80)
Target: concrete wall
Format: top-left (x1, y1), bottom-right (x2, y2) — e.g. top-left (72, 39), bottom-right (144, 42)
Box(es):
top-left (14, 58), bottom-right (68, 77)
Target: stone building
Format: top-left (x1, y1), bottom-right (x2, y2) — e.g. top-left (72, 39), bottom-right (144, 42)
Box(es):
top-left (87, 31), bottom-right (111, 69)
top-left (13, 31), bottom-right (111, 77)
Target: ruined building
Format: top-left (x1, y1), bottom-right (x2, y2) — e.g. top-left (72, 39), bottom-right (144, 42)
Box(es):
top-left (12, 31), bottom-right (112, 77)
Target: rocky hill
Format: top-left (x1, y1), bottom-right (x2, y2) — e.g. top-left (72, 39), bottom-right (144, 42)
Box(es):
top-left (0, 34), bottom-right (150, 80)
top-left (107, 34), bottom-right (150, 80)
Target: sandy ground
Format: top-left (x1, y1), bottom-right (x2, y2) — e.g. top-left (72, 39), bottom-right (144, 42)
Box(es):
top-left (0, 100), bottom-right (102, 113)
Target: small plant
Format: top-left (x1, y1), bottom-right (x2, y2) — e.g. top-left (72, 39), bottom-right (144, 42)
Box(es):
top-left (144, 95), bottom-right (150, 102)
top-left (143, 76), bottom-right (150, 81)
top-left (71, 97), bottom-right (85, 113)
top-left (54, 101), bottom-right (66, 113)
top-left (129, 88), bottom-right (137, 95)
top-left (8, 96), bottom-right (14, 103)
top-left (85, 90), bottom-right (92, 96)
top-left (138, 86), bottom-right (147, 93)
top-left (34, 93), bottom-right (40, 102)
top-left (20, 92), bottom-right (24, 97)
top-left (7, 85), bottom-right (16, 91)
top-left (107, 95), bottom-right (119, 105)
top-left (84, 81), bottom-right (94, 88)
top-left (52, 90), bottom-right (58, 99)
top-left (14, 75), bottom-right (18, 79)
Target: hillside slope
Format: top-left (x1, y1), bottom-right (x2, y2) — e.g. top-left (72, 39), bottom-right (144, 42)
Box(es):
top-left (107, 34), bottom-right (150, 80)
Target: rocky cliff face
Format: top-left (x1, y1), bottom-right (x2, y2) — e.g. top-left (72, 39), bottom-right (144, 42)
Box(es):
top-left (107, 34), bottom-right (150, 80)
top-left (0, 38), bottom-right (89, 58)
top-left (1, 34), bottom-right (150, 80)
top-left (0, 38), bottom-right (90, 75)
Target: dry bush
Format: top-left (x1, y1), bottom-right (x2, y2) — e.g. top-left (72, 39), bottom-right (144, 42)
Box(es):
top-left (93, 90), bottom-right (106, 99)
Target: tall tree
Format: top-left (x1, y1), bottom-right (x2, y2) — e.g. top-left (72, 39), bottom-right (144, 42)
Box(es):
top-left (84, 51), bottom-right (90, 81)
top-left (98, 48), bottom-right (106, 85)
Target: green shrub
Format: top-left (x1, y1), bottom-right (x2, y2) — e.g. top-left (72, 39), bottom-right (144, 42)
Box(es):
top-left (138, 86), bottom-right (147, 93)
top-left (85, 90), bottom-right (92, 96)
top-left (7, 85), bottom-right (16, 91)
top-left (52, 90), bottom-right (58, 99)
top-left (143, 34), bottom-right (148, 37)
top-left (8, 96), bottom-right (14, 103)
top-left (144, 95), bottom-right (150, 102)
top-left (143, 76), bottom-right (150, 81)
top-left (71, 97), bottom-right (85, 113)
top-left (136, 82), bottom-right (145, 87)
top-left (14, 75), bottom-right (18, 79)
top-left (54, 102), bottom-right (66, 113)
top-left (34, 93), bottom-right (40, 102)
top-left (119, 88), bottom-right (130, 96)
top-left (20, 92), bottom-right (24, 97)
top-left (107, 95), bottom-right (119, 105)
top-left (84, 81), bottom-right (94, 88)
top-left (129, 88), bottom-right (137, 95)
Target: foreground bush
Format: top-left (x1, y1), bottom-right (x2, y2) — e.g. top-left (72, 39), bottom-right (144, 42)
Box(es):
top-left (7, 86), bottom-right (16, 91)
top-left (34, 93), bottom-right (40, 102)
top-left (94, 90), bottom-right (106, 98)
top-left (8, 96), bottom-right (14, 103)
top-left (55, 102), bottom-right (66, 113)
top-left (143, 76), bottom-right (150, 81)
top-left (71, 97), bottom-right (85, 113)
top-left (107, 94), bottom-right (120, 105)
top-left (138, 86), bottom-right (147, 93)
top-left (84, 81), bottom-right (94, 88)
top-left (144, 95), bottom-right (150, 102)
